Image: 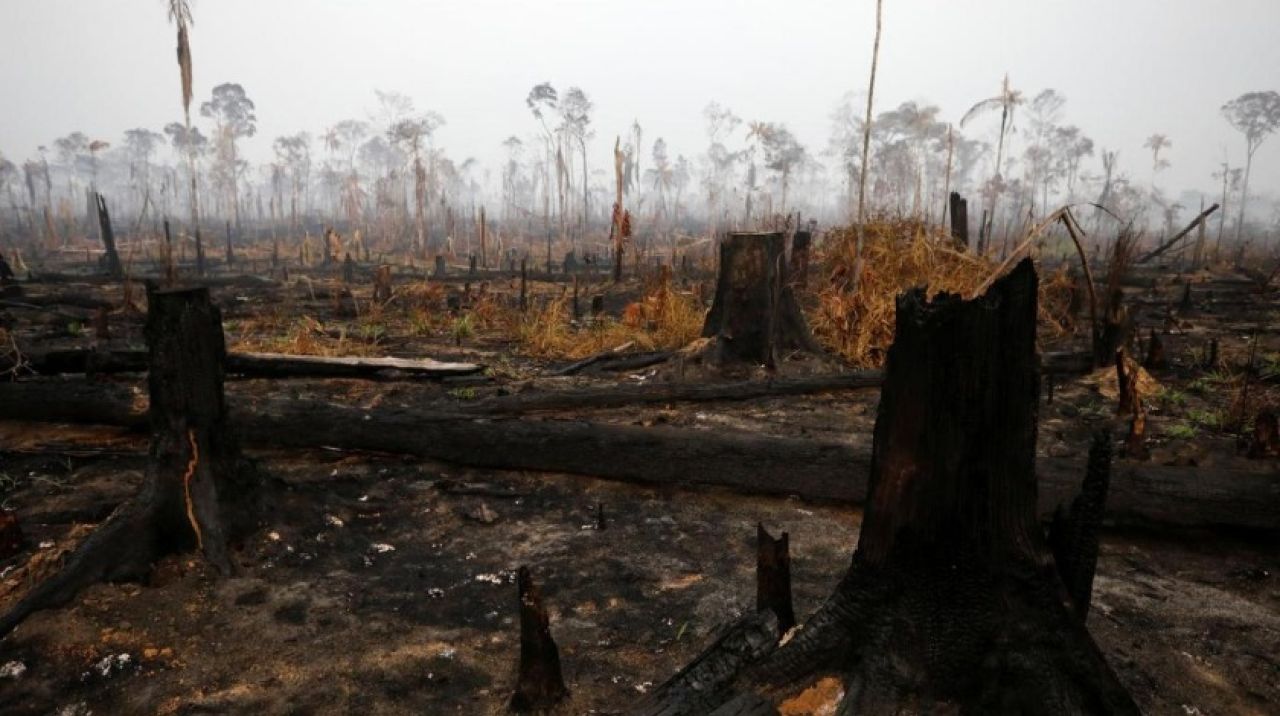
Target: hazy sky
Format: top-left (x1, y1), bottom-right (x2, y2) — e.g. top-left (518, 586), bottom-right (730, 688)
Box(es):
top-left (2, 0), bottom-right (1278, 202)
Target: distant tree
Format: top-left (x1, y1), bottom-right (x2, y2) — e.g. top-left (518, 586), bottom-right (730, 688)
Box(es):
top-left (388, 111), bottom-right (445, 251)
top-left (849, 0), bottom-right (882, 293)
top-left (557, 87), bottom-right (593, 229)
top-left (166, 0), bottom-right (202, 254)
top-left (961, 74), bottom-right (1025, 245)
top-left (53, 132), bottom-right (89, 196)
top-left (200, 83), bottom-right (257, 226)
top-left (759, 124), bottom-right (806, 215)
top-left (1211, 160), bottom-right (1243, 253)
top-left (526, 82), bottom-right (562, 233)
top-left (702, 102), bottom-right (741, 234)
top-left (1026, 89), bottom-right (1066, 211)
top-left (124, 128), bottom-right (164, 212)
top-left (1143, 133), bottom-right (1171, 203)
top-left (0, 153), bottom-right (18, 234)
top-left (646, 137), bottom-right (673, 220)
top-left (1221, 90), bottom-right (1280, 242)
top-left (272, 133), bottom-right (313, 233)
top-left (1053, 126), bottom-right (1093, 201)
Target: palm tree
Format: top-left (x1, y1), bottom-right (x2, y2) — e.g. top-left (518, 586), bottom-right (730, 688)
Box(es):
top-left (961, 74), bottom-right (1024, 248)
top-left (166, 0), bottom-right (201, 271)
top-left (1143, 133), bottom-right (1171, 200)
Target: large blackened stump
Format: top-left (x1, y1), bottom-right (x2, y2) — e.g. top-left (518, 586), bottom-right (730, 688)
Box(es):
top-left (635, 260), bottom-right (1137, 715)
top-left (701, 232), bottom-right (823, 368)
top-left (0, 286), bottom-right (259, 639)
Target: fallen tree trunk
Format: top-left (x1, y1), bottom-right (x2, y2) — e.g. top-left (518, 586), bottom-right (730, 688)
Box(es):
top-left (1136, 203), bottom-right (1220, 264)
top-left (459, 372), bottom-right (884, 414)
top-left (22, 273), bottom-right (278, 288)
top-left (13, 349), bottom-right (483, 379)
top-left (1, 381), bottom-right (1274, 532)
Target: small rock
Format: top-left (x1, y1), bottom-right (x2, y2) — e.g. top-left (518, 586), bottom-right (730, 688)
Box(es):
top-left (0, 661), bottom-right (26, 679)
top-left (465, 503), bottom-right (499, 524)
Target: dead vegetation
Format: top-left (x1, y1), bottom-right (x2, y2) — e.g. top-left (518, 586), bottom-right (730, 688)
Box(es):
top-left (810, 219), bottom-right (1074, 366)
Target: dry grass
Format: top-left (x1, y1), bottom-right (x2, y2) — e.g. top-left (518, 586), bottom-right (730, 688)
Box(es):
top-left (810, 220), bottom-right (1073, 367)
top-left (513, 273), bottom-right (704, 360)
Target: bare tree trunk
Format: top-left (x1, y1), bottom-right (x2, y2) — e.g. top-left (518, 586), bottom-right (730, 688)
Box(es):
top-left (849, 0), bottom-right (883, 295)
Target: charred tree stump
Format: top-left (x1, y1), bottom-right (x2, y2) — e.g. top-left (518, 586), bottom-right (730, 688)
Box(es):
top-left (342, 253), bottom-right (356, 284)
top-left (635, 260), bottom-right (1138, 714)
top-left (434, 254), bottom-right (448, 278)
top-left (510, 566), bottom-right (568, 712)
top-left (1178, 281), bottom-right (1193, 313)
top-left (94, 193), bottom-right (123, 279)
top-left (789, 231), bottom-right (811, 289)
top-left (520, 258), bottom-right (529, 312)
top-left (756, 525), bottom-right (795, 635)
top-left (949, 191), bottom-right (969, 248)
top-left (701, 232), bottom-right (824, 368)
top-left (1115, 350), bottom-right (1140, 415)
top-left (0, 286), bottom-right (260, 640)
top-left (1142, 328), bottom-right (1165, 369)
top-left (1049, 431), bottom-right (1112, 620)
top-left (1248, 410), bottom-right (1279, 459)
top-left (0, 509), bottom-right (23, 561)
top-left (1123, 410), bottom-right (1150, 461)
top-left (373, 265), bottom-right (393, 303)
top-left (195, 227), bottom-right (206, 277)
top-left (1092, 288), bottom-right (1129, 368)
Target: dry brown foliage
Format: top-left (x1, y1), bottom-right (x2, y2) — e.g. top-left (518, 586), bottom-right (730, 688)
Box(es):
top-left (810, 219), bottom-right (1072, 367)
top-left (514, 272), bottom-right (703, 360)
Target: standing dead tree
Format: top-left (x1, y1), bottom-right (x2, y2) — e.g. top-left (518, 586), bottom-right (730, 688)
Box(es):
top-left (634, 260), bottom-right (1138, 714)
top-left (0, 285), bottom-right (264, 639)
top-left (94, 193), bottom-right (123, 279)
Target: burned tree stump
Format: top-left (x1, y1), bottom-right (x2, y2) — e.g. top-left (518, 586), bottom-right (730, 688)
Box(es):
top-left (1092, 288), bottom-right (1130, 368)
top-left (1248, 410), bottom-right (1279, 459)
top-left (434, 254), bottom-right (448, 278)
top-left (700, 232), bottom-right (824, 368)
top-left (789, 231), bottom-right (811, 288)
top-left (1142, 328), bottom-right (1165, 369)
top-left (634, 260), bottom-right (1138, 714)
top-left (1115, 350), bottom-right (1141, 416)
top-left (373, 265), bottom-right (393, 303)
top-left (949, 191), bottom-right (969, 248)
top-left (510, 566), bottom-right (567, 712)
top-left (342, 253), bottom-right (355, 284)
top-left (756, 525), bottom-right (795, 635)
top-left (0, 286), bottom-right (261, 639)
top-left (1049, 431), bottom-right (1112, 620)
top-left (0, 509), bottom-right (23, 561)
top-left (94, 193), bottom-right (123, 279)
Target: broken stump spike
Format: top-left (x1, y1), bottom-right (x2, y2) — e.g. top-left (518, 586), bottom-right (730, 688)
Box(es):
top-left (510, 565), bottom-right (567, 712)
top-left (755, 524), bottom-right (796, 635)
top-left (1049, 429), bottom-right (1113, 620)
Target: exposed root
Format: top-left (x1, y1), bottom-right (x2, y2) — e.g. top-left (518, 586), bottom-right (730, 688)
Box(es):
top-left (182, 428), bottom-right (203, 552)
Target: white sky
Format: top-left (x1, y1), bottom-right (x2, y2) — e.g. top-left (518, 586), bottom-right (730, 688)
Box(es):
top-left (2, 0), bottom-right (1278, 200)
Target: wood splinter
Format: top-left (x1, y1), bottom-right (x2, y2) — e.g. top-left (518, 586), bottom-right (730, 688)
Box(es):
top-left (510, 566), bottom-right (567, 712)
top-left (755, 524), bottom-right (795, 635)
